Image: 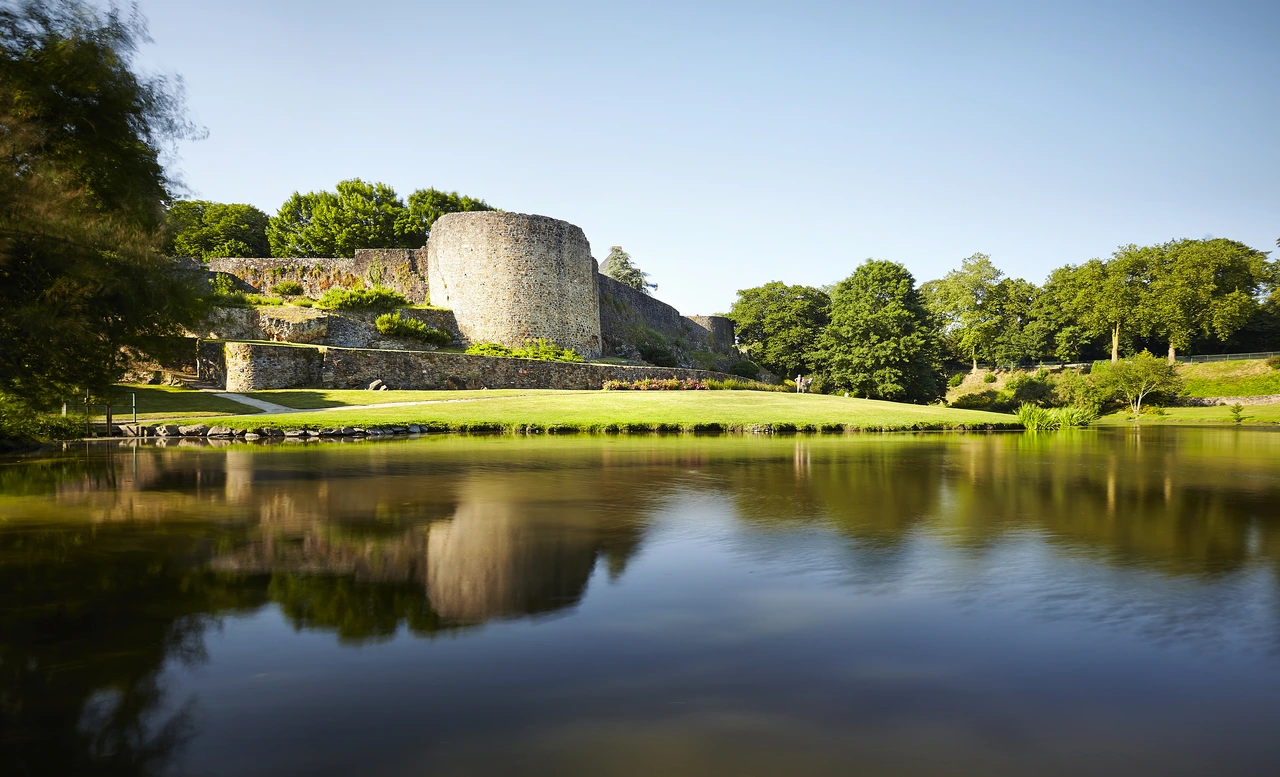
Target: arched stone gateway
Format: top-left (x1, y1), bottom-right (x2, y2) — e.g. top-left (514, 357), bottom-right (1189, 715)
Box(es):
top-left (427, 212), bottom-right (603, 359)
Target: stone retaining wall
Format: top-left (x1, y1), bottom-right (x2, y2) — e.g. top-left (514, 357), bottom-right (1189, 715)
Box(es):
top-left (214, 342), bottom-right (740, 392)
top-left (190, 306), bottom-right (462, 350)
top-left (1178, 394), bottom-right (1280, 406)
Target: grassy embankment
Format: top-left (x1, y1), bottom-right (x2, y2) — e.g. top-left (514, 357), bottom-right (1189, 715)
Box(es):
top-left (100, 385), bottom-right (262, 419)
top-left (182, 389), bottom-right (1017, 433)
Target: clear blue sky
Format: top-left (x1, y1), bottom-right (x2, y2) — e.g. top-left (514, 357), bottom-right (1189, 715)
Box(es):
top-left (135, 0), bottom-right (1280, 316)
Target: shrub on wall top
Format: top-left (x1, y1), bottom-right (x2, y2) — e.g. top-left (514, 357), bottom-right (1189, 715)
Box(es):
top-left (729, 359), bottom-right (761, 379)
top-left (316, 286), bottom-right (409, 311)
top-left (465, 339), bottom-right (584, 363)
top-left (375, 312), bottom-right (451, 347)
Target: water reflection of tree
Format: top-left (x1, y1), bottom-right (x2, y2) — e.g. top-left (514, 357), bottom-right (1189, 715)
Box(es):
top-left (723, 434), bottom-right (1280, 579)
top-left (0, 525), bottom-right (266, 776)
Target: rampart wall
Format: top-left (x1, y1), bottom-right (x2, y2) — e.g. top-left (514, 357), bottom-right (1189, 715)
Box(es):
top-left (205, 342), bottom-right (739, 392)
top-left (597, 273), bottom-right (735, 358)
top-left (208, 248), bottom-right (430, 304)
top-left (428, 212), bottom-right (602, 358)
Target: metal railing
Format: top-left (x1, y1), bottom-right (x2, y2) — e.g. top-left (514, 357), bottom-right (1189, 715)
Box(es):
top-left (1179, 351), bottom-right (1280, 363)
top-left (73, 392), bottom-right (137, 436)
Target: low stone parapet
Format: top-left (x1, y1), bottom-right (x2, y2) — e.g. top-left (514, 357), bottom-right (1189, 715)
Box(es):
top-left (212, 341), bottom-right (741, 392)
top-left (1178, 394), bottom-right (1280, 406)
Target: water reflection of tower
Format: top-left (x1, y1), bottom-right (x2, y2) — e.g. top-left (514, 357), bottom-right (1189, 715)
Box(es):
top-left (426, 475), bottom-right (617, 622)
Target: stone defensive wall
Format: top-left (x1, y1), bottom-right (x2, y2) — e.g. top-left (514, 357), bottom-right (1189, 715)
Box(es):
top-left (190, 211), bottom-right (737, 369)
top-left (199, 341), bottom-right (740, 392)
top-left (428, 212), bottom-right (603, 358)
top-left (597, 273), bottom-right (735, 357)
top-left (208, 248), bottom-right (430, 304)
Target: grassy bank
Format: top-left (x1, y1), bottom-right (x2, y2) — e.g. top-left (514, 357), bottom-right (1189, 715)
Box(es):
top-left (183, 390), bottom-right (1017, 433)
top-left (1179, 359), bottom-right (1280, 397)
top-left (111, 385), bottom-right (262, 418)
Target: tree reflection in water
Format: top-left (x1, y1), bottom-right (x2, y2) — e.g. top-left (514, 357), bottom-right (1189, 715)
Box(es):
top-left (0, 429), bottom-right (1277, 775)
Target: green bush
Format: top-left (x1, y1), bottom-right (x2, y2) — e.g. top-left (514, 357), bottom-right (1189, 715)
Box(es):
top-left (293, 298), bottom-right (313, 308)
top-left (1006, 370), bottom-right (1052, 405)
top-left (244, 294), bottom-right (283, 306)
top-left (982, 373), bottom-right (998, 383)
top-left (947, 373), bottom-right (965, 388)
top-left (272, 280), bottom-right (304, 296)
top-left (729, 359), bottom-right (760, 379)
top-left (952, 390), bottom-right (998, 409)
top-left (465, 342), bottom-right (515, 358)
top-left (1267, 356), bottom-right (1280, 370)
top-left (316, 286), bottom-right (410, 311)
top-left (639, 341), bottom-right (677, 367)
top-left (465, 339), bottom-right (584, 362)
top-left (375, 312), bottom-right (452, 346)
top-left (0, 395), bottom-right (81, 444)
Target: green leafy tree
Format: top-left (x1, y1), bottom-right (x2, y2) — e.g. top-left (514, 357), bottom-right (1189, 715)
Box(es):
top-left (1024, 264), bottom-right (1095, 363)
top-left (921, 253), bottom-right (1004, 370)
top-left (1075, 245), bottom-right (1158, 362)
top-left (267, 179), bottom-right (418, 258)
top-left (727, 281), bottom-right (830, 377)
top-left (165, 200), bottom-right (270, 259)
top-left (809, 260), bottom-right (944, 403)
top-left (1093, 350), bottom-right (1183, 415)
top-left (600, 246), bottom-right (656, 294)
top-left (404, 187), bottom-right (495, 238)
top-left (1149, 238), bottom-right (1269, 363)
top-left (0, 0), bottom-right (206, 407)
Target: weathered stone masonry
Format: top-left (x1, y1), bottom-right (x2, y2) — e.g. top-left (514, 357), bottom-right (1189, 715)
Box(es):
top-left (428, 212), bottom-right (603, 358)
top-left (209, 248), bottom-right (430, 304)
top-left (203, 342), bottom-right (740, 392)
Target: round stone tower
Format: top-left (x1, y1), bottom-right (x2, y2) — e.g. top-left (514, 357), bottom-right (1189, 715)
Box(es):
top-left (427, 212), bottom-right (602, 358)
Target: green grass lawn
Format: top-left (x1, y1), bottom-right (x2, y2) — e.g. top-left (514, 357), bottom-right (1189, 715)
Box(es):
top-left (104, 385), bottom-right (260, 419)
top-left (1096, 403), bottom-right (1280, 426)
top-left (183, 390), bottom-right (1017, 432)
top-left (1179, 359), bottom-right (1280, 397)
top-left (244, 388), bottom-right (541, 409)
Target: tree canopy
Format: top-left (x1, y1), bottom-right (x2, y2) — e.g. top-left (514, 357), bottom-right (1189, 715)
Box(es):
top-left (267, 180), bottom-right (495, 258)
top-left (728, 281), bottom-right (829, 378)
top-left (600, 246), bottom-right (656, 294)
top-left (0, 0), bottom-right (206, 406)
top-left (166, 200), bottom-right (270, 259)
top-left (809, 260), bottom-right (944, 403)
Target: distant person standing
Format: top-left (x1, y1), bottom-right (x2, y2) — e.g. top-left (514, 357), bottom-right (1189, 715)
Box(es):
top-left (796, 374), bottom-right (804, 393)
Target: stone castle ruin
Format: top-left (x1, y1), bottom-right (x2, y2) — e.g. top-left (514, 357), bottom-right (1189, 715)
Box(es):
top-left (194, 212), bottom-right (744, 391)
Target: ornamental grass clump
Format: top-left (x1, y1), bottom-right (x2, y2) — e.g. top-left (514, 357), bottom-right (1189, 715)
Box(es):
top-left (272, 280), bottom-right (304, 296)
top-left (1016, 403), bottom-right (1097, 430)
top-left (602, 378), bottom-right (708, 390)
top-left (316, 286), bottom-right (410, 311)
top-left (375, 312), bottom-right (452, 346)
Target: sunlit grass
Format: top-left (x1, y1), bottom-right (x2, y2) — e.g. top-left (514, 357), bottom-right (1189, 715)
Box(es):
top-left (184, 390), bottom-right (1018, 432)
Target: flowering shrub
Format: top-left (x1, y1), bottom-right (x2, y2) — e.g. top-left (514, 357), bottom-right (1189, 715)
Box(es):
top-left (602, 378), bottom-right (709, 391)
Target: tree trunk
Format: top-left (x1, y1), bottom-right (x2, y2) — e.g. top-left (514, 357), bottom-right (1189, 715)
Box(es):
top-left (972, 355), bottom-right (978, 372)
top-left (1111, 325), bottom-right (1120, 363)
top-left (1167, 344), bottom-right (1176, 364)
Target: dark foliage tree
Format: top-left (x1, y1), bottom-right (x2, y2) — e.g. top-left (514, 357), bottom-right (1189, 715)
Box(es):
top-left (809, 260), bottom-right (944, 403)
top-left (0, 0), bottom-right (206, 407)
top-left (728, 281), bottom-right (829, 378)
top-left (165, 200), bottom-right (270, 259)
top-left (600, 246), bottom-right (656, 294)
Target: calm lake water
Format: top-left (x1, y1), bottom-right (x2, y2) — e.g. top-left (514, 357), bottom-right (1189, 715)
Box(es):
top-left (2, 429), bottom-right (1280, 776)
